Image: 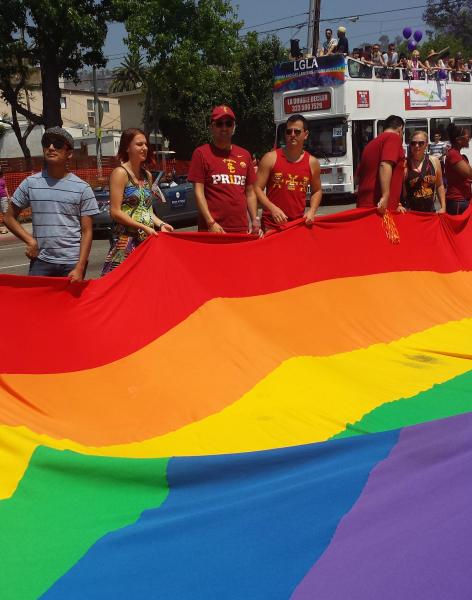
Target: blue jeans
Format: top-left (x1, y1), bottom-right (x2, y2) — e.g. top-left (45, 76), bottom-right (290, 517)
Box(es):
top-left (446, 199), bottom-right (470, 215)
top-left (29, 258), bottom-right (77, 277)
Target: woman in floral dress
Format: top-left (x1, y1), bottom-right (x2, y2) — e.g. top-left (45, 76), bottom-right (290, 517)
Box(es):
top-left (101, 128), bottom-right (173, 275)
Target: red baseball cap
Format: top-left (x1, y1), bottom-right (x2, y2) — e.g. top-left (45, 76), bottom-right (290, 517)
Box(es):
top-left (211, 105), bottom-right (235, 122)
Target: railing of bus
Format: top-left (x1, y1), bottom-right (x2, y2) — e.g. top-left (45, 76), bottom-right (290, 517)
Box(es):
top-left (346, 58), bottom-right (472, 83)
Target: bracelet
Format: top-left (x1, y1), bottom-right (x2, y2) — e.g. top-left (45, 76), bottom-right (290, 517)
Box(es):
top-left (157, 222), bottom-right (165, 230)
top-left (207, 220), bottom-right (216, 227)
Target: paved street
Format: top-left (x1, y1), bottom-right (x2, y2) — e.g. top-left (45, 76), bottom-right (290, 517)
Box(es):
top-left (0, 201), bottom-right (355, 279)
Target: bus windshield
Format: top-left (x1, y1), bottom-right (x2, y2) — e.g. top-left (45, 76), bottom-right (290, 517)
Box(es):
top-left (277, 118), bottom-right (347, 158)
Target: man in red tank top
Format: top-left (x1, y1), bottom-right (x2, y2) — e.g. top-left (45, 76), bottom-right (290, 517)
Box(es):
top-left (188, 105), bottom-right (259, 234)
top-left (255, 114), bottom-right (322, 231)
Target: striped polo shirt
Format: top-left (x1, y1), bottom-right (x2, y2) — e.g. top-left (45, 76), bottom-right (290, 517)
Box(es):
top-left (13, 170), bottom-right (99, 264)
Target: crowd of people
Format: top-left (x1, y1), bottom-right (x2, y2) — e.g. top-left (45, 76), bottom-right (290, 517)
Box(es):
top-left (357, 114), bottom-right (471, 215)
top-left (312, 27), bottom-right (472, 81)
top-left (1, 107), bottom-right (471, 282)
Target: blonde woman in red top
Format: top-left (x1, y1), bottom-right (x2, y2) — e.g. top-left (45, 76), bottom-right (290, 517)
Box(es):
top-left (255, 114), bottom-right (322, 232)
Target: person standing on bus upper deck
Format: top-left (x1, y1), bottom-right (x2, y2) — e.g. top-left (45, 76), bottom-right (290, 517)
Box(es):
top-left (356, 115), bottom-right (406, 215)
top-left (371, 44), bottom-right (386, 67)
top-left (334, 27), bottom-right (349, 54)
top-left (383, 43), bottom-right (398, 68)
top-left (254, 114), bottom-right (322, 232)
top-left (319, 29), bottom-right (337, 56)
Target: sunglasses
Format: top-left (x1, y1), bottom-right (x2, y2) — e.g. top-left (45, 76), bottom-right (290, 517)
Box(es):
top-left (410, 140), bottom-right (426, 147)
top-left (285, 128), bottom-right (304, 136)
top-left (214, 119), bottom-right (234, 128)
top-left (42, 136), bottom-right (68, 150)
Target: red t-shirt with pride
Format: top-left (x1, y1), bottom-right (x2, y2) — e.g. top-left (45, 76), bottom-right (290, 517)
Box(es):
top-left (356, 131), bottom-right (405, 211)
top-left (188, 143), bottom-right (256, 233)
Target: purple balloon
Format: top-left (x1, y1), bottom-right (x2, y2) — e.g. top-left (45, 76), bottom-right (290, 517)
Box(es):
top-left (413, 30), bottom-right (423, 42)
top-left (408, 40), bottom-right (417, 52)
top-left (403, 27), bottom-right (412, 39)
top-left (438, 69), bottom-right (447, 80)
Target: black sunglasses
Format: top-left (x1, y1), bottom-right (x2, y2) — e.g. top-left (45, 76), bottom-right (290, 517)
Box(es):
top-left (410, 140), bottom-right (426, 147)
top-left (42, 136), bottom-right (68, 150)
top-left (214, 119), bottom-right (234, 128)
top-left (285, 128), bottom-right (304, 136)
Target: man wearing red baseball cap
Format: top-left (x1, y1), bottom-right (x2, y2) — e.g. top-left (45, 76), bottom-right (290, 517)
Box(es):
top-left (188, 105), bottom-right (259, 234)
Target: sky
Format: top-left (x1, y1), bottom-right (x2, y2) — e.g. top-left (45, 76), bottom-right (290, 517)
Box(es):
top-left (103, 0), bottom-right (428, 67)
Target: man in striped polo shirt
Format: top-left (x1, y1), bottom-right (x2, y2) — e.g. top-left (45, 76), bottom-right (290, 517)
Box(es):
top-left (5, 127), bottom-right (98, 281)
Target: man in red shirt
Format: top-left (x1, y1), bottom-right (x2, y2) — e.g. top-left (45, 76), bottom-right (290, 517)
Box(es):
top-left (255, 114), bottom-right (322, 231)
top-left (356, 115), bottom-right (405, 213)
top-left (444, 124), bottom-right (472, 215)
top-left (188, 105), bottom-right (259, 233)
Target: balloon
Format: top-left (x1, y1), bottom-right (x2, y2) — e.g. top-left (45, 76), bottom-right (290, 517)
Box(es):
top-left (413, 30), bottom-right (423, 42)
top-left (408, 40), bottom-right (417, 52)
top-left (438, 69), bottom-right (447, 80)
top-left (403, 27), bottom-right (412, 39)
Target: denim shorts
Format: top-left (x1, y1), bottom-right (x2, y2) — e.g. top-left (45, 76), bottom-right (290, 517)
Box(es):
top-left (446, 198), bottom-right (470, 215)
top-left (0, 196), bottom-right (8, 213)
top-left (29, 258), bottom-right (77, 277)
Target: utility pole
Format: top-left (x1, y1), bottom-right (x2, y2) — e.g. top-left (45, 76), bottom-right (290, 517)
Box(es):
top-left (307, 0), bottom-right (321, 57)
top-left (93, 66), bottom-right (102, 177)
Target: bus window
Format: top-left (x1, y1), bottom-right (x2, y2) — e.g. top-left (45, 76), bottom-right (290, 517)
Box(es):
top-left (276, 123), bottom-right (286, 148)
top-left (352, 121), bottom-right (374, 171)
top-left (377, 120), bottom-right (385, 136)
top-left (430, 118), bottom-right (451, 141)
top-left (452, 118), bottom-right (472, 138)
top-left (347, 58), bottom-right (372, 79)
top-left (306, 118), bottom-right (347, 158)
top-left (405, 119), bottom-right (428, 144)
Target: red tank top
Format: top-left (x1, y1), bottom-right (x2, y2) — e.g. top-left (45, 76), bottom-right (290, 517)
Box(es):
top-left (262, 148), bottom-right (312, 229)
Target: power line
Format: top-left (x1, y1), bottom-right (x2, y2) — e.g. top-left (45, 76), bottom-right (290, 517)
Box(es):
top-left (242, 0), bottom-right (466, 35)
top-left (240, 11), bottom-right (309, 31)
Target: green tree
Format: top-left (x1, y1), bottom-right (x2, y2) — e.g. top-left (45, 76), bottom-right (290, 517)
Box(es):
top-left (420, 33), bottom-right (471, 61)
top-left (109, 51), bottom-right (148, 93)
top-left (0, 1), bottom-right (116, 129)
top-left (424, 0), bottom-right (472, 50)
top-left (231, 33), bottom-right (288, 157)
top-left (119, 0), bottom-right (242, 157)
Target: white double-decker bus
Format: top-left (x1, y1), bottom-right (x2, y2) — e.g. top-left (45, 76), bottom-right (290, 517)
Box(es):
top-left (273, 55), bottom-right (472, 199)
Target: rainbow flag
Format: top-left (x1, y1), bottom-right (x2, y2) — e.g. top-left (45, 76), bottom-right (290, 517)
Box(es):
top-left (273, 55), bottom-right (345, 93)
top-left (1, 207), bottom-right (472, 599)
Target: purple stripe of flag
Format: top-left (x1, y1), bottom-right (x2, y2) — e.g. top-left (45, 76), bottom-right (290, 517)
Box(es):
top-left (291, 411), bottom-right (472, 600)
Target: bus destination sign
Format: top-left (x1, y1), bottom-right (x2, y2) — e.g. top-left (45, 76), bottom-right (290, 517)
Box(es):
top-left (284, 92), bottom-right (331, 114)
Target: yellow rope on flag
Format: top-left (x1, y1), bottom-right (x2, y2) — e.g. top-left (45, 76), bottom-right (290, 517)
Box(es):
top-left (382, 211), bottom-right (400, 244)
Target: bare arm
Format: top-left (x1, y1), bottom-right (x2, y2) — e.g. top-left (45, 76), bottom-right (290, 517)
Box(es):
top-left (194, 181), bottom-right (224, 233)
top-left (67, 215), bottom-right (93, 282)
top-left (109, 167), bottom-right (157, 237)
top-left (452, 158), bottom-right (472, 179)
top-left (4, 202), bottom-right (39, 258)
top-left (377, 160), bottom-right (394, 214)
top-left (245, 184), bottom-right (259, 233)
top-left (254, 151), bottom-right (287, 223)
top-left (145, 170), bottom-right (173, 232)
top-left (431, 156), bottom-right (446, 212)
top-left (305, 156), bottom-right (322, 224)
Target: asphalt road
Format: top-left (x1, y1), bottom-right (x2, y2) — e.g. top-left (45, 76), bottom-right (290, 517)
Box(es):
top-left (0, 202), bottom-right (355, 280)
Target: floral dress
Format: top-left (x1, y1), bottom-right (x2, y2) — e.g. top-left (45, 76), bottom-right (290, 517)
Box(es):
top-left (101, 168), bottom-right (155, 275)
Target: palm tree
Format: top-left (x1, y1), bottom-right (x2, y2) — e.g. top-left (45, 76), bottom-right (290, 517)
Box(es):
top-left (109, 52), bottom-right (148, 93)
